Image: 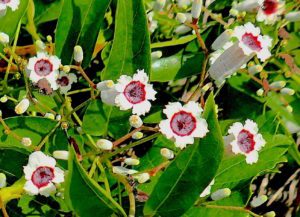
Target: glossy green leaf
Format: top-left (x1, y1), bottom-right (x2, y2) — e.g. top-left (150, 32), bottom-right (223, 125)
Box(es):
top-left (82, 100), bottom-right (131, 138)
top-left (102, 0), bottom-right (151, 81)
top-left (34, 0), bottom-right (63, 25)
top-left (65, 148), bottom-right (126, 217)
top-left (55, 0), bottom-right (110, 67)
top-left (0, 117), bottom-right (58, 151)
top-left (150, 52), bottom-right (204, 82)
top-left (0, 0), bottom-right (28, 51)
top-left (144, 94), bottom-right (224, 217)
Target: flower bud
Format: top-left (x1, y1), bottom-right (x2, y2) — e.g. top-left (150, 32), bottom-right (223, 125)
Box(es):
top-left (46, 35), bottom-right (52, 42)
top-left (132, 132), bottom-right (144, 140)
top-left (177, 0), bottom-right (191, 9)
top-left (264, 211), bottom-right (276, 217)
top-left (53, 150), bottom-right (69, 160)
top-left (248, 65), bottom-right (263, 74)
top-left (0, 173), bottom-right (6, 188)
top-left (96, 139), bottom-right (113, 151)
top-left (211, 188), bottom-right (231, 201)
top-left (176, 13), bottom-right (187, 23)
top-left (191, 0), bottom-right (203, 20)
top-left (96, 80), bottom-right (115, 91)
top-left (76, 126), bottom-right (83, 134)
top-left (56, 115), bottom-right (62, 121)
top-left (286, 105), bottom-right (293, 113)
top-left (124, 158), bottom-right (140, 166)
top-left (15, 98), bottom-right (30, 114)
top-left (211, 29), bottom-right (233, 51)
top-left (269, 81), bottom-right (286, 89)
top-left (160, 148), bottom-right (174, 159)
top-left (133, 173), bottom-right (150, 183)
top-left (285, 11), bottom-right (300, 22)
top-left (21, 137), bottom-right (32, 147)
top-left (129, 115), bottom-right (143, 128)
top-left (112, 166), bottom-right (137, 175)
top-left (229, 8), bottom-right (239, 16)
top-left (151, 51), bottom-right (163, 60)
top-left (62, 65), bottom-right (71, 73)
top-left (35, 40), bottom-right (46, 52)
top-left (44, 113), bottom-right (55, 120)
top-left (280, 88), bottom-right (295, 96)
top-left (0, 32), bottom-right (9, 45)
top-left (61, 121), bottom-right (69, 130)
top-left (174, 25), bottom-right (192, 35)
top-left (74, 45), bottom-right (83, 63)
top-left (256, 88), bottom-right (264, 97)
top-left (0, 95), bottom-right (8, 103)
top-left (234, 0), bottom-right (259, 12)
top-left (250, 195), bottom-right (268, 207)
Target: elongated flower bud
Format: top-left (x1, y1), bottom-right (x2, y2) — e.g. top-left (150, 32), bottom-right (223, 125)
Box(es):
top-left (269, 81), bottom-right (286, 89)
top-left (151, 51), bottom-right (163, 60)
top-left (191, 0), bottom-right (203, 22)
top-left (264, 211), bottom-right (276, 217)
top-left (97, 80), bottom-right (115, 91)
top-left (211, 29), bottom-right (233, 51)
top-left (250, 195), bottom-right (268, 207)
top-left (124, 158), bottom-right (140, 166)
top-left (96, 139), bottom-right (113, 150)
top-left (74, 45), bottom-right (83, 63)
top-left (174, 25), bottom-right (192, 35)
top-left (256, 88), bottom-right (264, 97)
top-left (35, 40), bottom-right (46, 52)
top-left (0, 32), bottom-right (9, 45)
top-left (160, 148), bottom-right (174, 159)
top-left (280, 88), bottom-right (295, 96)
top-left (44, 113), bottom-right (55, 120)
top-left (112, 166), bottom-right (137, 175)
top-left (133, 173), bottom-right (150, 183)
top-left (132, 132), bottom-right (144, 140)
top-left (211, 188), bottom-right (231, 201)
top-left (176, 13), bottom-right (187, 23)
top-left (53, 150), bottom-right (69, 160)
top-left (0, 173), bottom-right (6, 188)
top-left (234, 0), bottom-right (259, 12)
top-left (15, 98), bottom-right (30, 114)
top-left (248, 65), bottom-right (263, 74)
top-left (0, 95), bottom-right (8, 103)
top-left (285, 11), bottom-right (300, 22)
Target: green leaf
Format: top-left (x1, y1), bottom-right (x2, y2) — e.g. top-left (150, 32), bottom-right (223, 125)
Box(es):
top-left (144, 94), bottom-right (224, 217)
top-left (0, 0), bottom-right (28, 51)
top-left (34, 0), bottom-right (63, 25)
top-left (65, 148), bottom-right (126, 217)
top-left (82, 100), bottom-right (131, 138)
top-left (55, 0), bottom-right (111, 67)
top-left (102, 0), bottom-right (151, 81)
top-left (150, 52), bottom-right (204, 82)
top-left (208, 0), bottom-right (234, 11)
top-left (0, 117), bottom-right (58, 151)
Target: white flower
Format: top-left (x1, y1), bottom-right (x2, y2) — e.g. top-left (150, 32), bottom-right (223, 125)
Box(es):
top-left (0, 0), bottom-right (19, 12)
top-left (0, 32), bottom-right (9, 45)
top-left (228, 119), bottom-right (266, 164)
top-left (200, 179), bottom-right (215, 197)
top-left (115, 69), bottom-right (157, 116)
top-left (159, 101), bottom-right (209, 149)
top-left (21, 137), bottom-right (32, 147)
top-left (23, 151), bottom-right (64, 197)
top-left (15, 98), bottom-right (30, 114)
top-left (53, 150), bottom-right (69, 160)
top-left (129, 115), bottom-right (143, 128)
top-left (257, 0), bottom-right (284, 25)
top-left (96, 139), bottom-right (113, 151)
top-left (27, 52), bottom-right (61, 90)
top-left (56, 72), bottom-right (77, 94)
top-left (232, 22), bottom-right (272, 61)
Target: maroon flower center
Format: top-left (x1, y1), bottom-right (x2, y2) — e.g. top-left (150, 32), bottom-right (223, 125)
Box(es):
top-left (57, 76), bottom-right (69, 86)
top-left (31, 166), bottom-right (54, 188)
top-left (0, 0), bottom-right (11, 3)
top-left (124, 81), bottom-right (146, 104)
top-left (241, 33), bottom-right (262, 52)
top-left (262, 0), bottom-right (278, 15)
top-left (34, 59), bottom-right (53, 76)
top-left (170, 111), bottom-right (197, 136)
top-left (237, 129), bottom-right (255, 153)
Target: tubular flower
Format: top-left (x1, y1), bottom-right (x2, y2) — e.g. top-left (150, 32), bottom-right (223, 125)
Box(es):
top-left (115, 69), bottom-right (157, 116)
top-left (159, 101), bottom-right (209, 149)
top-left (27, 52), bottom-right (61, 91)
top-left (228, 119), bottom-right (266, 164)
top-left (257, 0), bottom-right (285, 25)
top-left (23, 151), bottom-right (64, 197)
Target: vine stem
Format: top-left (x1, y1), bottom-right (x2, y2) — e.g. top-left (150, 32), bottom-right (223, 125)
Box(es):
top-left (203, 204), bottom-right (262, 217)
